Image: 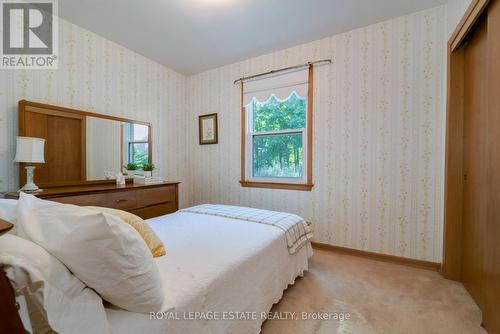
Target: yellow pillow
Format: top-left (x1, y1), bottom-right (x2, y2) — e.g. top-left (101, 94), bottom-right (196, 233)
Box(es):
top-left (86, 206), bottom-right (166, 257)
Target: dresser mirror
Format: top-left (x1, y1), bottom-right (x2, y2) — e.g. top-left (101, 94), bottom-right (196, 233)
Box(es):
top-left (18, 100), bottom-right (152, 187)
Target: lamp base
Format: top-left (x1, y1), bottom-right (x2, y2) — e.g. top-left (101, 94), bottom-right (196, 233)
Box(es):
top-left (20, 166), bottom-right (43, 193)
top-left (19, 188), bottom-right (43, 194)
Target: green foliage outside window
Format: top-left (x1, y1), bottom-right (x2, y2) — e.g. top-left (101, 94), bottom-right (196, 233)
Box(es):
top-left (252, 92), bottom-right (306, 132)
top-left (130, 143), bottom-right (148, 167)
top-left (251, 92), bottom-right (306, 178)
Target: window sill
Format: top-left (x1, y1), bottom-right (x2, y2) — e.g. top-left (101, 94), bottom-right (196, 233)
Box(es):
top-left (239, 180), bottom-right (314, 191)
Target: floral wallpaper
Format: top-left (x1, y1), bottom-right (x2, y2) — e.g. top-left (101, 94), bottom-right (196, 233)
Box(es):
top-left (0, 18), bottom-right (190, 206)
top-left (0, 2), bottom-right (470, 262)
top-left (185, 6), bottom-right (446, 262)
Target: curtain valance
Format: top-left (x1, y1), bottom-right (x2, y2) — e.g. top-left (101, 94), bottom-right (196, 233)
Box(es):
top-left (243, 67), bottom-right (309, 105)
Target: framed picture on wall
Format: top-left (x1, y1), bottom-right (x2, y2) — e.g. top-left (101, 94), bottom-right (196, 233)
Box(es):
top-left (198, 113), bottom-right (218, 145)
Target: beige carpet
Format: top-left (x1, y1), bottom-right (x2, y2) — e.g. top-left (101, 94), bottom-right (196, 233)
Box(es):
top-left (261, 249), bottom-right (485, 334)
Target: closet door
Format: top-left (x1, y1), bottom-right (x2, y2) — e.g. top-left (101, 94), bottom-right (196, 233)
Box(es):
top-left (22, 110), bottom-right (86, 185)
top-left (45, 114), bottom-right (85, 183)
top-left (461, 1), bottom-right (500, 332)
top-left (444, 1), bottom-right (500, 332)
top-left (462, 12), bottom-right (488, 309)
top-left (484, 1), bottom-right (500, 331)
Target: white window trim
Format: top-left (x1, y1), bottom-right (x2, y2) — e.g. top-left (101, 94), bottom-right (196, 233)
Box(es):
top-left (244, 100), bottom-right (308, 184)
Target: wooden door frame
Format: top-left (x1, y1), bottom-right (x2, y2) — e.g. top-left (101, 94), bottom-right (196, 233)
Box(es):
top-left (442, 0), bottom-right (490, 280)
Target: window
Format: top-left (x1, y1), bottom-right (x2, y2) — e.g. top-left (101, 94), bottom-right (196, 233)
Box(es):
top-left (240, 66), bottom-right (313, 191)
top-left (123, 123), bottom-right (149, 167)
top-left (249, 93), bottom-right (306, 179)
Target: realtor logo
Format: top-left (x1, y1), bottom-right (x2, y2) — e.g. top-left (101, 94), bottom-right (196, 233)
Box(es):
top-left (1, 0), bottom-right (58, 69)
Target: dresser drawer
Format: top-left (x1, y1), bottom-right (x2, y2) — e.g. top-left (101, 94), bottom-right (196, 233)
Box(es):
top-left (52, 190), bottom-right (138, 210)
top-left (137, 185), bottom-right (176, 207)
top-left (4, 182), bottom-right (181, 220)
top-left (130, 202), bottom-right (177, 220)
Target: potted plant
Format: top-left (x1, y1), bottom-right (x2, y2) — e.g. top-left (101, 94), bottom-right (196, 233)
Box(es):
top-left (142, 163), bottom-right (155, 177)
top-left (124, 163), bottom-right (140, 176)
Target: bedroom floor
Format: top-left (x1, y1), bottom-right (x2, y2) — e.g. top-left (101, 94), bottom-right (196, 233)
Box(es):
top-left (261, 249), bottom-right (485, 334)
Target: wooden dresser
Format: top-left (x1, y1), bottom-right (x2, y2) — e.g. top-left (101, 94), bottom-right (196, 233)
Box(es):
top-left (5, 181), bottom-right (179, 219)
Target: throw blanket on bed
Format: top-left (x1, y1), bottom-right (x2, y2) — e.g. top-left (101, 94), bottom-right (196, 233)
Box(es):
top-left (179, 204), bottom-right (313, 254)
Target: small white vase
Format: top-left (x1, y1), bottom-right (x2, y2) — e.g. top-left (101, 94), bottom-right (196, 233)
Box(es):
top-left (143, 171), bottom-right (152, 177)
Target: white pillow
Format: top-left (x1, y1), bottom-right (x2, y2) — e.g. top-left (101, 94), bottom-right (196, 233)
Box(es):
top-left (0, 234), bottom-right (109, 334)
top-left (18, 193), bottom-right (165, 313)
top-left (0, 198), bottom-right (20, 235)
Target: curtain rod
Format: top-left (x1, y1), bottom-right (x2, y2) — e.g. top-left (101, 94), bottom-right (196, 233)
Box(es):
top-left (233, 59), bottom-right (332, 84)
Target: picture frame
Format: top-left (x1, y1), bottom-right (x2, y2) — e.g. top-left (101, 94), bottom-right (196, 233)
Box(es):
top-left (198, 113), bottom-right (218, 145)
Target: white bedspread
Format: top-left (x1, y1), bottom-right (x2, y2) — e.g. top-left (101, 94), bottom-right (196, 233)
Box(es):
top-left (105, 211), bottom-right (312, 334)
top-left (179, 204), bottom-right (313, 254)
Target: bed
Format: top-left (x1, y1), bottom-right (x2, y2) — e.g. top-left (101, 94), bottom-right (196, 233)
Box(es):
top-left (105, 210), bottom-right (313, 334)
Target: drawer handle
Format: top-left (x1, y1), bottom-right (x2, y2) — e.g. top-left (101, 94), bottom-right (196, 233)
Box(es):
top-left (116, 199), bottom-right (128, 203)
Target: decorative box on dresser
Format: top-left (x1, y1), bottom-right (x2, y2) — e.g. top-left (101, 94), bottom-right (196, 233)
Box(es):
top-left (5, 181), bottom-right (180, 219)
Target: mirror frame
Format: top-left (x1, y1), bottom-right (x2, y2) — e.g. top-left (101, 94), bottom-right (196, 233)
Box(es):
top-left (18, 100), bottom-right (152, 188)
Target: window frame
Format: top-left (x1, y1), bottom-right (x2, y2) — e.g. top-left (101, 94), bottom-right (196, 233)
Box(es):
top-left (245, 100), bottom-right (308, 184)
top-left (240, 65), bottom-right (314, 191)
top-left (123, 123), bottom-right (151, 168)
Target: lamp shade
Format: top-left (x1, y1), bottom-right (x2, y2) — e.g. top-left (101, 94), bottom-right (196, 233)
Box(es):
top-left (14, 136), bottom-right (45, 163)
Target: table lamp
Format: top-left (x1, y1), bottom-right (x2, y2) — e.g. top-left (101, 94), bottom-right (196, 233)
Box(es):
top-left (13, 136), bottom-right (45, 193)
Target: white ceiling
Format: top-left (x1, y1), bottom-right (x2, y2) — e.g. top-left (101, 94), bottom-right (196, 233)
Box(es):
top-left (59, 0), bottom-right (446, 75)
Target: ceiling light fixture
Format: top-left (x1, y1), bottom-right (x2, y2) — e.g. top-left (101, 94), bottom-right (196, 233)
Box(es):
top-left (195, 0), bottom-right (234, 6)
